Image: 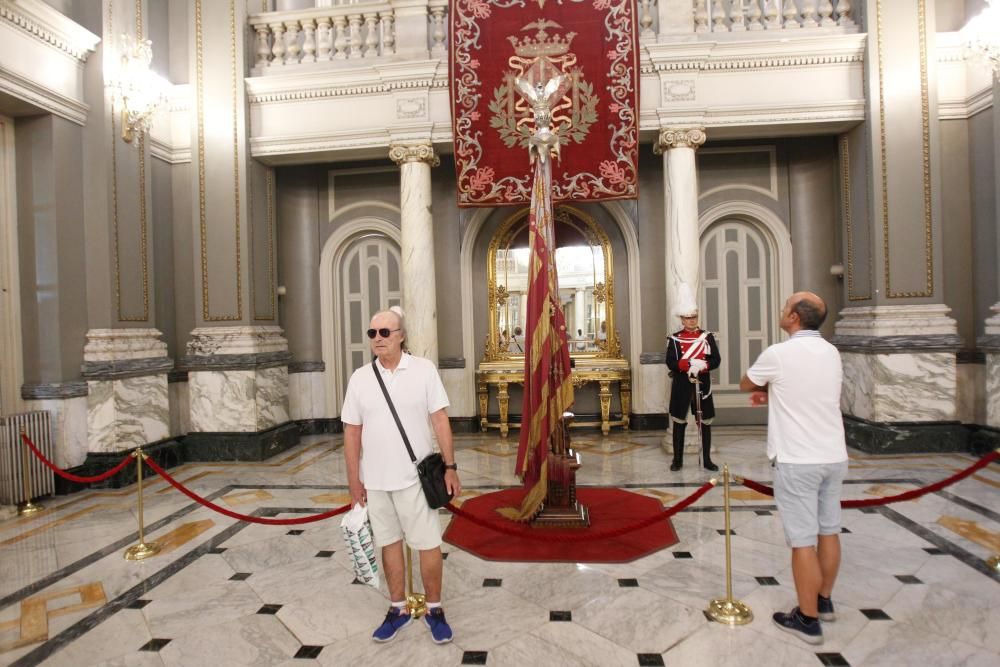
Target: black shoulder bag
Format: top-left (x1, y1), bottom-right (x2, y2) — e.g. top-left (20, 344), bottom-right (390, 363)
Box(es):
top-left (371, 360), bottom-right (453, 509)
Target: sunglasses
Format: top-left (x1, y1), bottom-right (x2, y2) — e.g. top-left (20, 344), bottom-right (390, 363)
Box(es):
top-left (366, 327), bottom-right (400, 339)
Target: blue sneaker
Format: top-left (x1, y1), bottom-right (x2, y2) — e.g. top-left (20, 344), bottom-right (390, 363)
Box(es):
top-left (372, 607), bottom-right (412, 642)
top-left (818, 595), bottom-right (836, 622)
top-left (424, 607), bottom-right (453, 644)
top-left (772, 607), bottom-right (823, 645)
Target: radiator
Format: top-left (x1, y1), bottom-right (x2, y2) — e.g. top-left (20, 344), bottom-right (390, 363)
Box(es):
top-left (0, 410), bottom-right (55, 505)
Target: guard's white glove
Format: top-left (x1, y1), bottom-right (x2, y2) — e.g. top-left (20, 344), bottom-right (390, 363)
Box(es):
top-left (688, 358), bottom-right (708, 377)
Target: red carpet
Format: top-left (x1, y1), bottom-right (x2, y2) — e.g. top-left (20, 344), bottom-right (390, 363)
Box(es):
top-left (443, 488), bottom-right (679, 563)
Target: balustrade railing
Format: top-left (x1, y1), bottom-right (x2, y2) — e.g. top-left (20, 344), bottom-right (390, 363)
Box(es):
top-left (693, 0), bottom-right (854, 33)
top-left (247, 0), bottom-right (857, 71)
top-left (250, 2), bottom-right (400, 66)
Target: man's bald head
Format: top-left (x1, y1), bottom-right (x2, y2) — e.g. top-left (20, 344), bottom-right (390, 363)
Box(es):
top-left (788, 291), bottom-right (827, 330)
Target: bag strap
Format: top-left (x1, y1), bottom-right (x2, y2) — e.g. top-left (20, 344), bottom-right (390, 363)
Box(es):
top-left (372, 359), bottom-right (416, 463)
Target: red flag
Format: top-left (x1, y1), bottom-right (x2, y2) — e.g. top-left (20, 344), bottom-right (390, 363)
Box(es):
top-left (497, 157), bottom-right (574, 522)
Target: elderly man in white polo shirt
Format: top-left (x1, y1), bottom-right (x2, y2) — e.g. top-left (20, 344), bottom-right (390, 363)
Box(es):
top-left (740, 291), bottom-right (848, 646)
top-left (342, 307), bottom-right (461, 645)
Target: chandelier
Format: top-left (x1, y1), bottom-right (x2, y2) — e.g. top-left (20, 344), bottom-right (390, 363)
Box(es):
top-left (109, 35), bottom-right (168, 143)
top-left (961, 0), bottom-right (1000, 76)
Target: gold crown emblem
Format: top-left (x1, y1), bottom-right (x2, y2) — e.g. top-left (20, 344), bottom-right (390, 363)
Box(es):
top-left (507, 20), bottom-right (577, 58)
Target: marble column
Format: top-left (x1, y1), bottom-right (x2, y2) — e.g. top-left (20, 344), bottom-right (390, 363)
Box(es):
top-left (181, 0), bottom-right (291, 459)
top-left (389, 143), bottom-right (440, 363)
top-left (977, 78), bottom-right (1000, 430)
top-left (654, 127), bottom-right (706, 326)
top-left (830, 2), bottom-right (963, 453)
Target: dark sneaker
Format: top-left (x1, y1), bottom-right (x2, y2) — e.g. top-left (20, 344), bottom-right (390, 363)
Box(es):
top-left (772, 607), bottom-right (823, 645)
top-left (372, 607), bottom-right (412, 642)
top-left (818, 595), bottom-right (835, 622)
top-left (424, 607), bottom-right (453, 644)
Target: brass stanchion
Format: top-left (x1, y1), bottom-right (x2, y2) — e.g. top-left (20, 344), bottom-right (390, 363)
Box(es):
top-left (706, 464), bottom-right (753, 625)
top-left (988, 555), bottom-right (1000, 573)
top-left (123, 448), bottom-right (160, 560)
top-left (17, 429), bottom-right (43, 515)
top-left (405, 545), bottom-right (427, 618)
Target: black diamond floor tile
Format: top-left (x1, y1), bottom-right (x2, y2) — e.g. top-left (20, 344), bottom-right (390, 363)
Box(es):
top-left (229, 573), bottom-right (251, 581)
top-left (482, 578), bottom-right (502, 587)
top-left (754, 576), bottom-right (779, 586)
top-left (315, 550), bottom-right (335, 558)
top-left (138, 639), bottom-right (171, 652)
top-left (672, 551), bottom-right (693, 559)
top-left (637, 653), bottom-right (665, 666)
top-left (257, 604), bottom-right (282, 614)
top-left (923, 547), bottom-right (944, 555)
top-left (895, 575), bottom-right (923, 584)
top-left (294, 645), bottom-right (323, 659)
top-left (815, 652), bottom-right (851, 666)
top-left (860, 608), bottom-right (892, 620)
top-left (549, 610), bottom-right (572, 622)
top-left (462, 651), bottom-right (488, 665)
top-left (755, 510), bottom-right (772, 516)
top-left (286, 529), bottom-right (304, 536)
top-left (617, 578), bottom-right (639, 587)
top-left (840, 527), bottom-right (851, 533)
top-left (716, 529), bottom-right (735, 535)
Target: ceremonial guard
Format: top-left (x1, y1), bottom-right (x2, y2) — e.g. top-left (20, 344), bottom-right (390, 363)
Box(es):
top-left (666, 283), bottom-right (721, 472)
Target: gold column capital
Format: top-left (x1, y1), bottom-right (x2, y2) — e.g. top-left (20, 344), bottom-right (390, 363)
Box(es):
top-left (654, 127), bottom-right (707, 154)
top-left (389, 143), bottom-right (440, 167)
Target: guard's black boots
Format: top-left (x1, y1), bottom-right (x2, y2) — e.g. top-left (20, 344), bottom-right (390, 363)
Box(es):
top-left (670, 423), bottom-right (685, 471)
top-left (702, 425), bottom-right (718, 472)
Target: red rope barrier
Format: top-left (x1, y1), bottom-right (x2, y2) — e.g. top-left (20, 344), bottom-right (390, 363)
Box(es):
top-left (739, 450), bottom-right (999, 508)
top-left (445, 481), bottom-right (716, 543)
top-left (144, 457), bottom-right (351, 525)
top-left (21, 432), bottom-right (133, 484)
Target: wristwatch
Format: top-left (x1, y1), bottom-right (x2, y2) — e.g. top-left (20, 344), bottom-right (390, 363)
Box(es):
top-left (444, 463), bottom-right (458, 471)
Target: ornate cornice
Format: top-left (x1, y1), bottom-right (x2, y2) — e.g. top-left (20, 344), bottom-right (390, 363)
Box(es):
top-left (641, 34), bottom-right (865, 74)
top-left (654, 127), bottom-right (706, 152)
top-left (0, 62), bottom-right (88, 125)
top-left (0, 0), bottom-right (100, 62)
top-left (388, 143), bottom-right (440, 166)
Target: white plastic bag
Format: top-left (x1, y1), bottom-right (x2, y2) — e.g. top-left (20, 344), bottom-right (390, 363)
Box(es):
top-left (341, 504), bottom-right (380, 589)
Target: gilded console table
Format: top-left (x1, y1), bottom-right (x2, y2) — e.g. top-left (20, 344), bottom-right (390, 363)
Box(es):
top-left (476, 358), bottom-right (631, 437)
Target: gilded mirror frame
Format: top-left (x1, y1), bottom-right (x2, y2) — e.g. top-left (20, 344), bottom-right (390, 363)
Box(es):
top-left (484, 205), bottom-right (622, 362)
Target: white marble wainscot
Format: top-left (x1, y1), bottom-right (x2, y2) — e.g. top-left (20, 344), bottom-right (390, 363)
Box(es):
top-left (256, 366), bottom-right (290, 429)
top-left (841, 352), bottom-right (957, 422)
top-left (288, 370), bottom-right (326, 421)
top-left (874, 353), bottom-right (957, 422)
top-left (190, 371), bottom-right (257, 432)
top-left (190, 368), bottom-right (289, 432)
top-left (169, 378), bottom-right (190, 436)
top-left (987, 352), bottom-right (1000, 428)
top-left (86, 375), bottom-right (170, 453)
top-left (441, 367), bottom-right (475, 418)
top-left (634, 363), bottom-right (668, 414)
top-left (956, 359), bottom-right (986, 425)
top-left (23, 396), bottom-right (88, 468)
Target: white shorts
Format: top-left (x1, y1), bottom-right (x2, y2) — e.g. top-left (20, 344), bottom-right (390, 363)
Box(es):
top-left (366, 481), bottom-right (442, 551)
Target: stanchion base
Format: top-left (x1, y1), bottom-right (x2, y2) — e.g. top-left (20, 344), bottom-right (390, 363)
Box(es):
top-left (406, 592), bottom-right (427, 618)
top-left (17, 500), bottom-right (44, 515)
top-left (988, 555), bottom-right (1000, 572)
top-left (706, 598), bottom-right (753, 625)
top-left (124, 541), bottom-right (160, 561)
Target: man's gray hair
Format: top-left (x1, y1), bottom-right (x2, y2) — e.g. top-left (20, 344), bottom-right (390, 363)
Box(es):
top-left (388, 305), bottom-right (406, 335)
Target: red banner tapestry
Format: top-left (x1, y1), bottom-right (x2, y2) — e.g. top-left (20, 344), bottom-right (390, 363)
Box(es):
top-left (450, 0), bottom-right (639, 207)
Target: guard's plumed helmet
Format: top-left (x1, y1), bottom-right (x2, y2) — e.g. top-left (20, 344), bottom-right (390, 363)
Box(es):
top-left (673, 282), bottom-right (699, 319)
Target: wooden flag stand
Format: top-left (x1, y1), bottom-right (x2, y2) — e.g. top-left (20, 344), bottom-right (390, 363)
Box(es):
top-left (531, 413), bottom-right (590, 528)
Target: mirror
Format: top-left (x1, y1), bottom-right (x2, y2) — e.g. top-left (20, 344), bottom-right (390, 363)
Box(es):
top-left (484, 205), bottom-right (621, 361)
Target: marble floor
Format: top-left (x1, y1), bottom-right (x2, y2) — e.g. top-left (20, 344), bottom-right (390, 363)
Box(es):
top-left (1, 428), bottom-right (998, 667)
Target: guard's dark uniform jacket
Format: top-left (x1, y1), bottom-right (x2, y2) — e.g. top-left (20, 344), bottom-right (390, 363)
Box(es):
top-left (665, 328), bottom-right (721, 421)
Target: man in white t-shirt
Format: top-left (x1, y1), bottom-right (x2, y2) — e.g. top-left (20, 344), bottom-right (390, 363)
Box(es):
top-left (342, 307), bottom-right (461, 645)
top-left (740, 291), bottom-right (848, 646)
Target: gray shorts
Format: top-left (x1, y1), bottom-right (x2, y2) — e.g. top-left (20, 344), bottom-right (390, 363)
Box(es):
top-left (366, 482), bottom-right (442, 551)
top-left (774, 461), bottom-right (849, 548)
